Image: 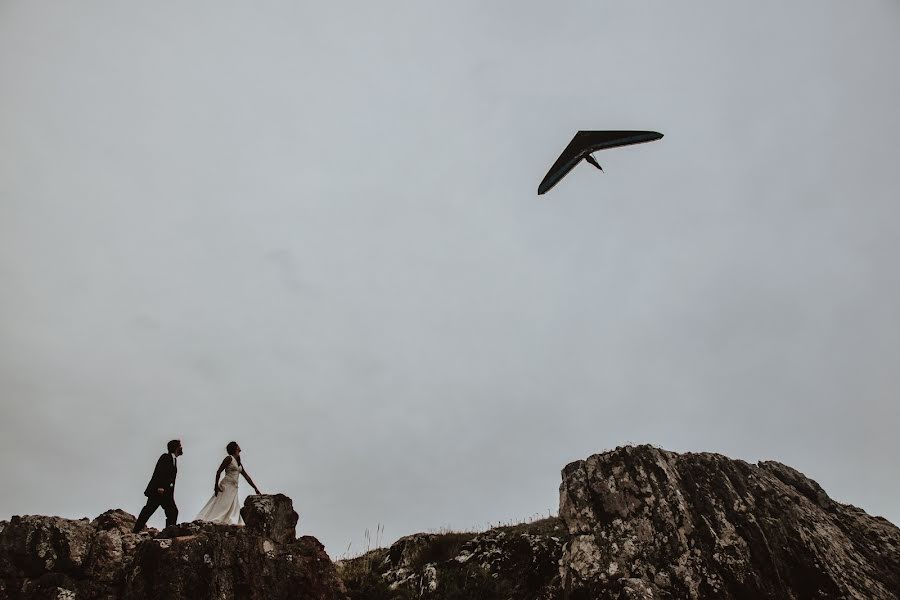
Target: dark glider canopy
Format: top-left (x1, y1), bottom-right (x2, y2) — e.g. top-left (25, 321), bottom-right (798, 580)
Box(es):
top-left (537, 130), bottom-right (663, 195)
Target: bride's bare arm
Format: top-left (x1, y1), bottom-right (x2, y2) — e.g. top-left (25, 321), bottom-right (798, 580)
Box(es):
top-left (214, 457), bottom-right (230, 495)
top-left (240, 467), bottom-right (261, 494)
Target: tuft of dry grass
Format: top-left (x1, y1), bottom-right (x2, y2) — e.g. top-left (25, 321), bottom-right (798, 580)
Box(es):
top-left (408, 532), bottom-right (477, 571)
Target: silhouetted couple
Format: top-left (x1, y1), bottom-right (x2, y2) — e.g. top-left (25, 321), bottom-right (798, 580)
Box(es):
top-left (132, 439), bottom-right (262, 533)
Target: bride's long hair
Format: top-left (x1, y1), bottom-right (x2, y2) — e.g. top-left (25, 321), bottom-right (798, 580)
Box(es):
top-left (226, 441), bottom-right (241, 465)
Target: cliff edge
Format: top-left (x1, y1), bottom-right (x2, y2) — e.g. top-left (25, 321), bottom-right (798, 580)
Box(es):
top-left (0, 493), bottom-right (347, 600)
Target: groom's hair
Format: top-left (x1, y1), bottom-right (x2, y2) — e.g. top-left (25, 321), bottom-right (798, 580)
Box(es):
top-left (167, 439), bottom-right (181, 453)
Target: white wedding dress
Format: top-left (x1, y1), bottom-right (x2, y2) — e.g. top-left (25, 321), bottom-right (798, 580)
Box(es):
top-left (196, 455), bottom-right (244, 525)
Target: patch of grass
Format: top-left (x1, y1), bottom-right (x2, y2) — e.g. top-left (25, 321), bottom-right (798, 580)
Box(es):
top-left (495, 516), bottom-right (566, 538)
top-left (409, 532), bottom-right (477, 571)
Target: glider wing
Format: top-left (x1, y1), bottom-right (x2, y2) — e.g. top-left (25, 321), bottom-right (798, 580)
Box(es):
top-left (537, 130), bottom-right (663, 195)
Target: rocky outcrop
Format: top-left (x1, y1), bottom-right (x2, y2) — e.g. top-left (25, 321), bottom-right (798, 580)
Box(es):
top-left (559, 445), bottom-right (900, 599)
top-left (0, 494), bottom-right (346, 600)
top-left (4, 448), bottom-right (898, 599)
top-left (339, 518), bottom-right (567, 599)
top-left (0, 509), bottom-right (146, 599)
top-left (339, 446), bottom-right (899, 600)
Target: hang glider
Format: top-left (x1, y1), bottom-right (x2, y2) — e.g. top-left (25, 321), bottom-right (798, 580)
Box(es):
top-left (537, 130), bottom-right (663, 195)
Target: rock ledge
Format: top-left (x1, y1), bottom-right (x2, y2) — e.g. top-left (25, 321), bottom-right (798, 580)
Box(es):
top-left (0, 494), bottom-right (346, 600)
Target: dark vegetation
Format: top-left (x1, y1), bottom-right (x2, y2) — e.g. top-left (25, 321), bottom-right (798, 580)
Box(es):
top-left (406, 532), bottom-right (476, 571)
top-left (340, 517), bottom-right (565, 600)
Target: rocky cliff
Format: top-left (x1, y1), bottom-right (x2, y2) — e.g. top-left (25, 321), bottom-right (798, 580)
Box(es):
top-left (559, 445), bottom-right (900, 599)
top-left (0, 493), bottom-right (346, 600)
top-left (342, 446), bottom-right (900, 599)
top-left (4, 448), bottom-right (899, 599)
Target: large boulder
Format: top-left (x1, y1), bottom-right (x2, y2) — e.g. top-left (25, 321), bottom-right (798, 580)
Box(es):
top-left (241, 493), bottom-right (299, 544)
top-left (0, 515), bottom-right (94, 577)
top-left (559, 445), bottom-right (900, 599)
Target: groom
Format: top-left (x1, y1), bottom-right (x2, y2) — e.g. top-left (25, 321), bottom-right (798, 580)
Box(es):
top-left (133, 439), bottom-right (182, 533)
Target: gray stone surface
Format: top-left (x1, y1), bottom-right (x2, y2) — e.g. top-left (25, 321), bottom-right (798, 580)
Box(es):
top-left (559, 445), bottom-right (900, 599)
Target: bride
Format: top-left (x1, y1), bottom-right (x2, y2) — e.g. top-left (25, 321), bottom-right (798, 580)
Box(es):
top-left (195, 441), bottom-right (261, 525)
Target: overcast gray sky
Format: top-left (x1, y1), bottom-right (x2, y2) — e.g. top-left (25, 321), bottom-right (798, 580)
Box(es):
top-left (2, 1), bottom-right (899, 556)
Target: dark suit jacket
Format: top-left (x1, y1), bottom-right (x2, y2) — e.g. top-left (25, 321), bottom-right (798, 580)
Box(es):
top-left (144, 453), bottom-right (178, 497)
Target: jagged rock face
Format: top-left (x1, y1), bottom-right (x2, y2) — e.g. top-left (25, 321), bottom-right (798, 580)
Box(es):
top-left (448, 525), bottom-right (565, 599)
top-left (559, 445), bottom-right (900, 599)
top-left (0, 495), bottom-right (346, 600)
top-left (340, 519), bottom-right (566, 599)
top-left (0, 510), bottom-right (149, 599)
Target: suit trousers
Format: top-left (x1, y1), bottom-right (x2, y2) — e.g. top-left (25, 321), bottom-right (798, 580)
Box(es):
top-left (134, 492), bottom-right (178, 532)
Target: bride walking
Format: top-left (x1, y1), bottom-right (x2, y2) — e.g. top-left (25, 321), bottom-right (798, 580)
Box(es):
top-left (195, 441), bottom-right (262, 525)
